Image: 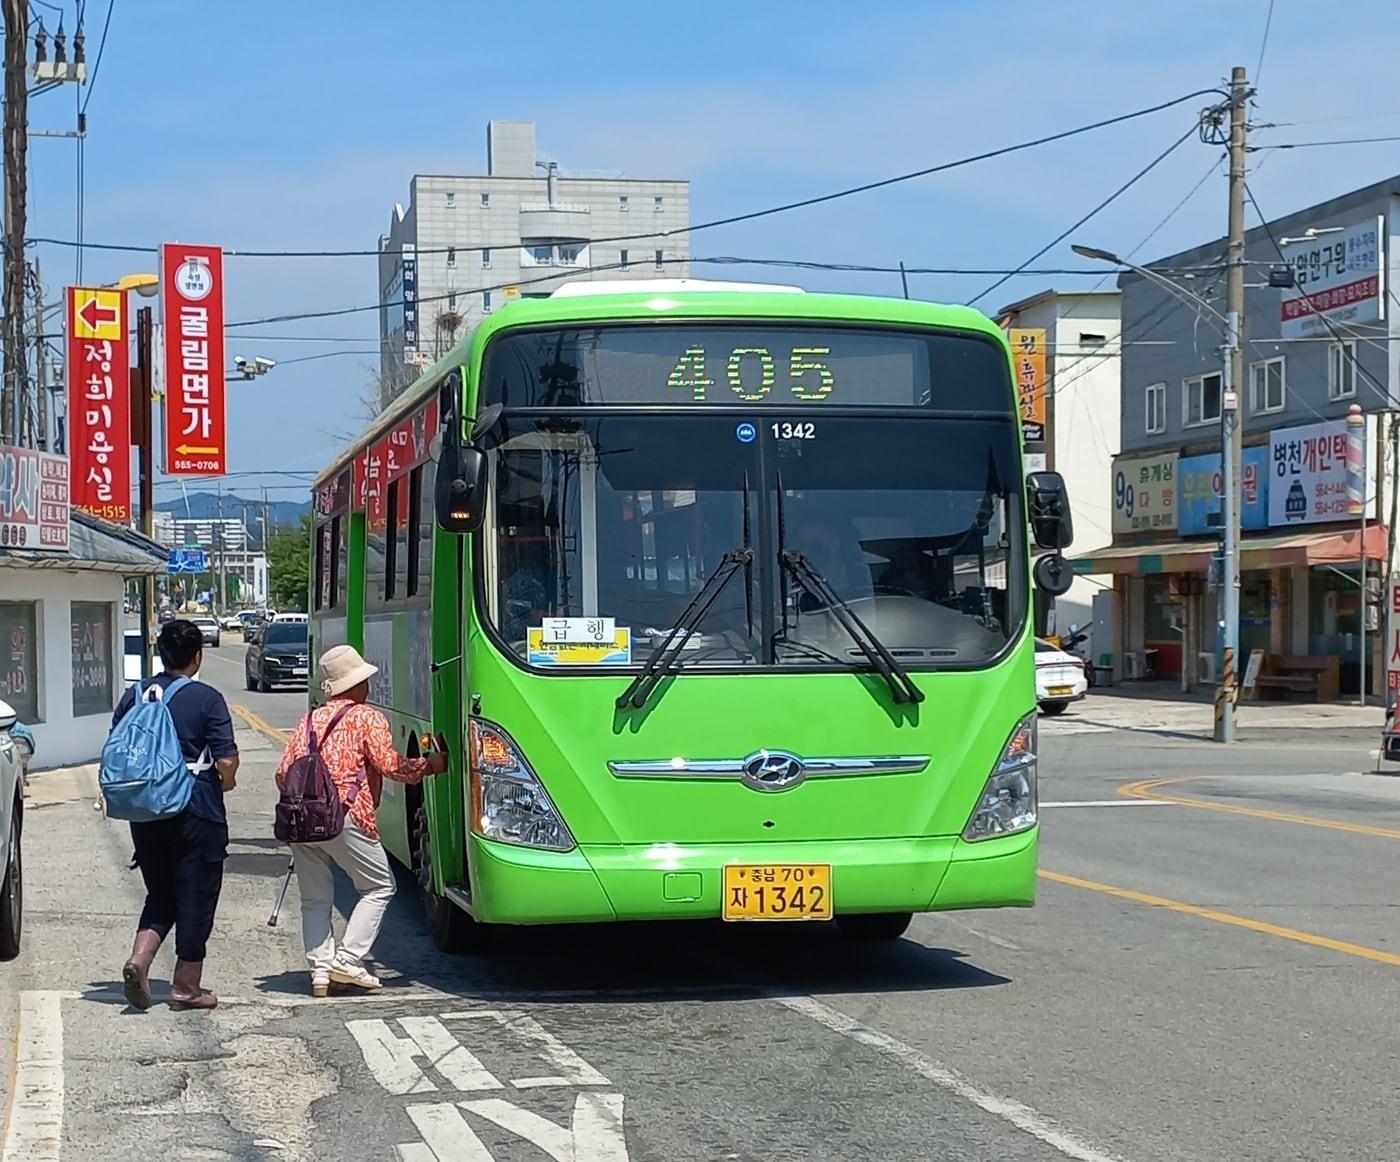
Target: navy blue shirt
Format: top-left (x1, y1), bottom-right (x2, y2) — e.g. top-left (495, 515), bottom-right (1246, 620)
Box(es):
top-left (112, 674), bottom-right (238, 825)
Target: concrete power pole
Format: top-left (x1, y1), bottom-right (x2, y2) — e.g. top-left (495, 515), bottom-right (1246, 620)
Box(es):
top-left (30, 259), bottom-right (47, 448)
top-left (1214, 65), bottom-right (1250, 744)
top-left (2, 0), bottom-right (29, 446)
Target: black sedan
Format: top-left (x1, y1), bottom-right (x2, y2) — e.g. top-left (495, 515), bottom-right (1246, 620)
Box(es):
top-left (245, 622), bottom-right (310, 692)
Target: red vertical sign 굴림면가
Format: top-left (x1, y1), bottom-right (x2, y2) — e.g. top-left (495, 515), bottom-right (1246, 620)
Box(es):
top-left (162, 243), bottom-right (227, 475)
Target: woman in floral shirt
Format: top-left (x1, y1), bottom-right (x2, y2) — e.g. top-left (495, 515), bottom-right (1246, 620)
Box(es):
top-left (275, 645), bottom-right (445, 996)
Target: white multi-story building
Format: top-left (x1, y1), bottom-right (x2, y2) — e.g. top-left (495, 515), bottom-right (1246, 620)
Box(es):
top-left (378, 121), bottom-right (691, 401)
top-left (996, 288), bottom-right (1123, 659)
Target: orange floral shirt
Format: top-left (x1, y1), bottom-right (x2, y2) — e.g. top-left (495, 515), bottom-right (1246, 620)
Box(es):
top-left (274, 697), bottom-right (430, 841)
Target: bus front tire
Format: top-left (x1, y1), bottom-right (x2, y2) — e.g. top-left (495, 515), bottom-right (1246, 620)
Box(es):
top-left (835, 912), bottom-right (912, 941)
top-left (415, 806), bottom-right (487, 955)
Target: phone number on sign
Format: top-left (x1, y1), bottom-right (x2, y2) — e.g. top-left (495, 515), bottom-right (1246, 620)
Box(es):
top-left (172, 458), bottom-right (223, 472)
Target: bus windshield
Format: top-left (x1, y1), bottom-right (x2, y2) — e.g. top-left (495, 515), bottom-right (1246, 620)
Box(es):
top-left (480, 411), bottom-right (1023, 673)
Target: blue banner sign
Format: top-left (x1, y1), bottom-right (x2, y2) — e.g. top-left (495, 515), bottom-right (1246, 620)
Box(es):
top-left (1178, 446), bottom-right (1269, 536)
top-left (166, 547), bottom-right (207, 574)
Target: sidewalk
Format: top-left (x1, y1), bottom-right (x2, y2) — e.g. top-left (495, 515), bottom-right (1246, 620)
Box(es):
top-left (1068, 684), bottom-right (1385, 736)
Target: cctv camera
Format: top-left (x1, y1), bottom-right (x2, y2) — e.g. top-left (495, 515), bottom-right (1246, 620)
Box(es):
top-left (254, 356), bottom-right (276, 370)
top-left (233, 355), bottom-right (247, 366)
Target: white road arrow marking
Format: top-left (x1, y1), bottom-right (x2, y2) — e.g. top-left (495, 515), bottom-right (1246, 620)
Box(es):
top-left (441, 1010), bottom-right (611, 1089)
top-left (348, 1017), bottom-right (503, 1096)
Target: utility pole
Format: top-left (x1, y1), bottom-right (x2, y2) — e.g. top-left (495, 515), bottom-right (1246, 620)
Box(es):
top-left (2, 0), bottom-right (29, 446)
top-left (29, 259), bottom-right (47, 449)
top-left (1214, 65), bottom-right (1250, 744)
top-left (133, 306), bottom-right (156, 677)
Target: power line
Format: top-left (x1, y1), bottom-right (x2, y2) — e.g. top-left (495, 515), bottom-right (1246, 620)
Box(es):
top-left (966, 121), bottom-right (1200, 307)
top-left (1257, 135), bottom-right (1400, 149)
top-left (77, 0), bottom-right (112, 114)
top-left (1255, 0), bottom-right (1276, 83)
top-left (28, 86), bottom-right (1228, 262)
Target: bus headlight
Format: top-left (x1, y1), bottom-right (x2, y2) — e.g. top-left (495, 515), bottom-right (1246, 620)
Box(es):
top-left (962, 712), bottom-right (1038, 842)
top-left (468, 718), bottom-right (576, 852)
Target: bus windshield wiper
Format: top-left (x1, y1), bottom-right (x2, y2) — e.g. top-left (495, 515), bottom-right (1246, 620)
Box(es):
top-left (779, 550), bottom-right (925, 705)
top-left (616, 548), bottom-right (754, 710)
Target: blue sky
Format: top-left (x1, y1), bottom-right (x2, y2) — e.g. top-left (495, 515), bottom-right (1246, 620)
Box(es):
top-left (25, 0), bottom-right (1400, 504)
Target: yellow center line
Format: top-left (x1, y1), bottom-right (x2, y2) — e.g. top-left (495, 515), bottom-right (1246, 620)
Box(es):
top-left (1117, 775), bottom-right (1400, 840)
top-left (1039, 869), bottom-right (1400, 967)
top-left (230, 703), bottom-right (290, 745)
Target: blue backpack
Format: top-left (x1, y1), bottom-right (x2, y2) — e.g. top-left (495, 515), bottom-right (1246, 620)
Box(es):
top-left (100, 678), bottom-right (205, 822)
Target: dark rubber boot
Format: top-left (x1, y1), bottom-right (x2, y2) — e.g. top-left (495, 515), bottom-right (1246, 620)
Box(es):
top-left (121, 929), bottom-right (163, 1011)
top-left (169, 958), bottom-right (217, 1011)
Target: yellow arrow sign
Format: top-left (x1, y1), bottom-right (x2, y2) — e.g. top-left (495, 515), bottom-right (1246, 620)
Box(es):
top-left (175, 444), bottom-right (220, 455)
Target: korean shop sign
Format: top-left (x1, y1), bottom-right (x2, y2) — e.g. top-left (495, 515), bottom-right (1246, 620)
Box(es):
top-left (162, 243), bottom-right (227, 476)
top-left (1268, 418), bottom-right (1373, 526)
top-left (1177, 447), bottom-right (1269, 536)
top-left (1111, 451), bottom-right (1178, 534)
top-left (1007, 328), bottom-right (1046, 446)
top-left (66, 286), bottom-right (131, 522)
top-left (1387, 581), bottom-right (1400, 698)
top-left (1280, 217), bottom-right (1383, 340)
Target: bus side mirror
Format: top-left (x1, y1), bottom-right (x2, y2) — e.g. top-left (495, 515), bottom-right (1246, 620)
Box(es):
top-left (1027, 471), bottom-right (1073, 550)
top-left (435, 444), bottom-right (489, 533)
top-left (1033, 553), bottom-right (1074, 596)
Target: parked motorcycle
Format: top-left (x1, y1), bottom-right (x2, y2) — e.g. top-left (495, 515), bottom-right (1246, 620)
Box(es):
top-left (1060, 623), bottom-right (1095, 690)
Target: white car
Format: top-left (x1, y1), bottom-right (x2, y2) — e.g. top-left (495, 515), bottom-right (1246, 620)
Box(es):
top-left (191, 617), bottom-right (221, 648)
top-left (0, 699), bottom-right (24, 959)
top-left (1035, 638), bottom-right (1088, 716)
top-left (272, 612), bottom-right (308, 624)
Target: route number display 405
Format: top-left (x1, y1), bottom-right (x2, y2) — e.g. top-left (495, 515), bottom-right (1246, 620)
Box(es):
top-left (669, 345), bottom-right (835, 403)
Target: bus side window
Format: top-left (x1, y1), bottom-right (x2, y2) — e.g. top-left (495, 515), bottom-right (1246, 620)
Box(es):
top-left (330, 514), bottom-right (345, 608)
top-left (313, 524), bottom-right (327, 612)
top-left (407, 462), bottom-right (433, 598)
top-left (386, 479), bottom-right (402, 601)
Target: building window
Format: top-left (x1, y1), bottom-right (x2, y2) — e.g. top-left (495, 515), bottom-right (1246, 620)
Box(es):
top-left (1079, 332), bottom-right (1108, 346)
top-left (445, 191), bottom-right (456, 208)
top-left (1145, 382), bottom-right (1166, 434)
top-left (0, 601), bottom-right (39, 722)
top-left (447, 292), bottom-right (457, 310)
top-left (654, 195), bottom-right (664, 212)
top-left (71, 602), bottom-right (115, 719)
top-left (619, 195), bottom-right (629, 212)
top-left (1183, 372), bottom-right (1222, 427)
top-left (481, 192), bottom-right (491, 208)
top-left (558, 243), bottom-right (584, 266)
top-left (1250, 356), bottom-right (1286, 414)
top-left (620, 249), bottom-right (629, 269)
top-left (530, 244), bottom-right (553, 264)
top-left (483, 290), bottom-right (493, 312)
top-left (1329, 340), bottom-right (1358, 400)
top-left (446, 247), bottom-right (456, 268)
top-left (481, 247), bottom-right (491, 268)
top-left (654, 249), bottom-right (665, 270)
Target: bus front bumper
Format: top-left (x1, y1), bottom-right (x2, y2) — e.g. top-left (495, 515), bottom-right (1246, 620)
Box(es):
top-left (466, 828), bottom-right (1037, 925)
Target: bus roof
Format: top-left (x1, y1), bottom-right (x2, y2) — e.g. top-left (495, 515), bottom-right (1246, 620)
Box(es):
top-left (312, 283), bottom-right (1004, 489)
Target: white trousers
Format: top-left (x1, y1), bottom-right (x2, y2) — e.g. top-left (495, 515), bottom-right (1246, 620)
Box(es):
top-left (292, 817), bottom-right (396, 972)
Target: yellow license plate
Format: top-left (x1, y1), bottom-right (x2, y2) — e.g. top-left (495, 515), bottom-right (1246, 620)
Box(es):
top-left (722, 863), bottom-right (832, 921)
top-left (1048, 685), bottom-right (1073, 696)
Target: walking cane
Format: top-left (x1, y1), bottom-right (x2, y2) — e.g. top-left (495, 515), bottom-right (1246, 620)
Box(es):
top-left (268, 856), bottom-right (294, 927)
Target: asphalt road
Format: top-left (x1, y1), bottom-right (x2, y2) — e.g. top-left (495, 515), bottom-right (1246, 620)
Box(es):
top-left (4, 645), bottom-right (1400, 1161)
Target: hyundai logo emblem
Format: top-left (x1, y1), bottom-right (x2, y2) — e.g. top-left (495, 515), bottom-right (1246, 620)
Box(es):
top-left (740, 750), bottom-right (806, 792)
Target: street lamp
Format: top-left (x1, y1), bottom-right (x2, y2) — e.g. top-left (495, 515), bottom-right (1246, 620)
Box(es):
top-left (1074, 241), bottom-right (1241, 743)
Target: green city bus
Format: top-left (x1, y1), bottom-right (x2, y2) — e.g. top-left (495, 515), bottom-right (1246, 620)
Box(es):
top-left (308, 280), bottom-right (1072, 951)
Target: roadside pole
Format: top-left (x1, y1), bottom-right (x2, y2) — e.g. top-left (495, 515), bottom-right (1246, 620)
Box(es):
top-left (1214, 65), bottom-right (1249, 744)
top-left (134, 306), bottom-right (156, 677)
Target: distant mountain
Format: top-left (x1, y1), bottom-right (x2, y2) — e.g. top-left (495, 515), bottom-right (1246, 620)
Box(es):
top-left (154, 491), bottom-right (309, 528)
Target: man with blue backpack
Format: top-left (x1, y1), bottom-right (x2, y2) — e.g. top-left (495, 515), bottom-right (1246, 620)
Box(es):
top-left (103, 619), bottom-right (240, 1012)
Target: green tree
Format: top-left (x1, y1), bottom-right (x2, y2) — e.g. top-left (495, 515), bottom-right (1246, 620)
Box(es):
top-left (267, 513), bottom-right (311, 611)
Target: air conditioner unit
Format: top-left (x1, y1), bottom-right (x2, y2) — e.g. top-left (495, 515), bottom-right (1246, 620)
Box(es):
top-left (1198, 651), bottom-right (1217, 684)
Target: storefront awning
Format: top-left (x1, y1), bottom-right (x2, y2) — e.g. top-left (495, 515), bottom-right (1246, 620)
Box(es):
top-left (1072, 525), bottom-right (1389, 576)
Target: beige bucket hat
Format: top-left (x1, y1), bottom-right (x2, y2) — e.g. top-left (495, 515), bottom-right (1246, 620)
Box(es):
top-left (319, 644), bottom-right (378, 697)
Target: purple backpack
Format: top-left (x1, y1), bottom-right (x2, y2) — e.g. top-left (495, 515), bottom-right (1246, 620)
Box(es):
top-left (274, 705), bottom-right (364, 844)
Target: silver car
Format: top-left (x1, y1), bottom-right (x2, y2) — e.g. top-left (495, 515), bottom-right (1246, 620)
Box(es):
top-left (191, 617), bottom-right (221, 648)
top-left (0, 700), bottom-right (24, 959)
